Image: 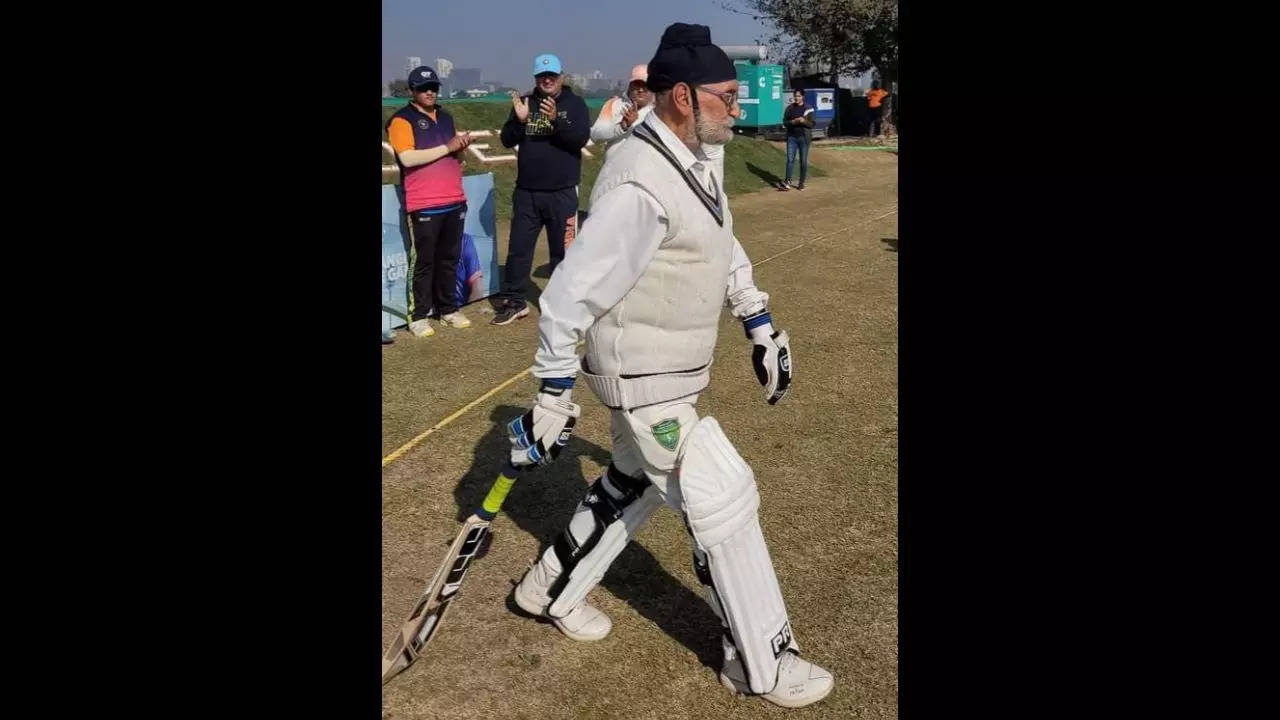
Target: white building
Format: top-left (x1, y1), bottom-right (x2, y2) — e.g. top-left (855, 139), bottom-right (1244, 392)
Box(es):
top-left (435, 58), bottom-right (453, 78)
top-left (406, 56), bottom-right (421, 72)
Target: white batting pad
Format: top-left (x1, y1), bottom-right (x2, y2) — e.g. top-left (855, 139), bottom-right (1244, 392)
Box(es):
top-left (680, 417), bottom-right (793, 694)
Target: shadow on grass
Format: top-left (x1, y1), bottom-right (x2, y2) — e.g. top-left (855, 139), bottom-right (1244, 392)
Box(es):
top-left (745, 161), bottom-right (786, 189)
top-left (449, 405), bottom-right (723, 670)
top-left (490, 261), bottom-right (544, 311)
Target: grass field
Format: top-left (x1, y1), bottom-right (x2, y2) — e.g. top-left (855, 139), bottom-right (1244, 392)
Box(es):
top-left (382, 145), bottom-right (897, 719)
top-left (382, 101), bottom-right (828, 223)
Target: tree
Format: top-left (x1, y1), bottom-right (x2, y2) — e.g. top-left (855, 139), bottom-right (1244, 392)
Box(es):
top-left (722, 0), bottom-right (898, 133)
top-left (855, 1), bottom-right (898, 133)
top-left (389, 79), bottom-right (411, 98)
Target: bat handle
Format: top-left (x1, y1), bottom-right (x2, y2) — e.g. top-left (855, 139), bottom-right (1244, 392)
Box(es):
top-left (475, 464), bottom-right (522, 520)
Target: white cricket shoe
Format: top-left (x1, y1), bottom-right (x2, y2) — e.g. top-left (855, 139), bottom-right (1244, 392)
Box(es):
top-left (408, 319), bottom-right (434, 338)
top-left (438, 311), bottom-right (471, 328)
top-left (719, 644), bottom-right (834, 708)
top-left (513, 558), bottom-right (612, 642)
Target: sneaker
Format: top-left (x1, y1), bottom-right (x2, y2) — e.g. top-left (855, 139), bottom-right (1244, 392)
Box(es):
top-left (719, 647), bottom-right (834, 709)
top-left (513, 559), bottom-right (612, 641)
top-left (796, 184), bottom-right (805, 191)
top-left (438, 311), bottom-right (471, 328)
top-left (777, 181), bottom-right (790, 191)
top-left (491, 303), bottom-right (530, 326)
top-left (408, 319), bottom-right (434, 338)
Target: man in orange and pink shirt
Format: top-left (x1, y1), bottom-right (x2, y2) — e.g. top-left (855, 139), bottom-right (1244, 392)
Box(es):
top-left (386, 65), bottom-right (475, 338)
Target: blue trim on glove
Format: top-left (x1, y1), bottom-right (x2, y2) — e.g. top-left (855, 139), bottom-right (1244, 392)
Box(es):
top-left (743, 311), bottom-right (773, 338)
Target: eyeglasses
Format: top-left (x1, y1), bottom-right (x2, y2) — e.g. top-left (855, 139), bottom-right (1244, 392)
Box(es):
top-left (693, 85), bottom-right (739, 110)
top-left (414, 85), bottom-right (440, 93)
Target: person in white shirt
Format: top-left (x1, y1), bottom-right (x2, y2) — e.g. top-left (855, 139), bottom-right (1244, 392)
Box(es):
top-left (590, 64), bottom-right (655, 149)
top-left (502, 22), bottom-right (834, 710)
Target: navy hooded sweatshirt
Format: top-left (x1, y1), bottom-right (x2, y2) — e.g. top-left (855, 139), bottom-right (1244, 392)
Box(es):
top-left (500, 85), bottom-right (590, 191)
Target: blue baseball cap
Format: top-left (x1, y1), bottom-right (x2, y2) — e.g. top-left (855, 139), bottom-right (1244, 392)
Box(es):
top-left (533, 54), bottom-right (562, 76)
top-left (408, 66), bottom-right (441, 90)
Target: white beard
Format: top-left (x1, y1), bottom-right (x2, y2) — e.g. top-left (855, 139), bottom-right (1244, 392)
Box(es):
top-left (695, 114), bottom-right (734, 146)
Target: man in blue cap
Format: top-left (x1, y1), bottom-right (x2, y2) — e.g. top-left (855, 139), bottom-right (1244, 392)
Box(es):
top-left (492, 53), bottom-right (590, 326)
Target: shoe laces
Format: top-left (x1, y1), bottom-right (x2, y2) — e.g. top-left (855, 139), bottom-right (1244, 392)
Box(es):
top-left (778, 650), bottom-right (800, 672)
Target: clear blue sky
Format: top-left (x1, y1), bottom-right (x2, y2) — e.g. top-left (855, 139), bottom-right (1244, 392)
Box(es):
top-left (382, 0), bottom-right (777, 89)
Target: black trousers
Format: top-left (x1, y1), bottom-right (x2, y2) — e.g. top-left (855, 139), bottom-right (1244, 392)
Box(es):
top-left (501, 186), bottom-right (578, 309)
top-left (869, 105), bottom-right (884, 136)
top-left (406, 203), bottom-right (467, 320)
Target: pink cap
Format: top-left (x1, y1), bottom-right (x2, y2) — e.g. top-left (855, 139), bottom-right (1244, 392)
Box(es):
top-left (629, 64), bottom-right (648, 83)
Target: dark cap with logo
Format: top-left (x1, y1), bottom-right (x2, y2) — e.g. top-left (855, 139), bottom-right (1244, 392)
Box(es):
top-left (408, 66), bottom-right (441, 90)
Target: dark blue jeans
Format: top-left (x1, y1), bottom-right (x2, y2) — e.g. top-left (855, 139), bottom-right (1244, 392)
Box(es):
top-left (785, 135), bottom-right (810, 185)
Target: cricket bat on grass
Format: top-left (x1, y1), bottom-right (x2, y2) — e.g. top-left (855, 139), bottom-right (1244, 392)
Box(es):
top-left (381, 464), bottom-right (522, 684)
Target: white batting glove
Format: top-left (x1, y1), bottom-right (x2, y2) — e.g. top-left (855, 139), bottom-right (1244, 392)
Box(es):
top-left (507, 381), bottom-right (581, 467)
top-left (743, 312), bottom-right (793, 405)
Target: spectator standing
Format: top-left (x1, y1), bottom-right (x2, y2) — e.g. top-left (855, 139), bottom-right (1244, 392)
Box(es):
top-left (780, 89), bottom-right (814, 191)
top-left (493, 53), bottom-right (591, 326)
top-left (385, 65), bottom-right (474, 337)
top-left (866, 80), bottom-right (889, 138)
top-left (591, 64), bottom-right (655, 151)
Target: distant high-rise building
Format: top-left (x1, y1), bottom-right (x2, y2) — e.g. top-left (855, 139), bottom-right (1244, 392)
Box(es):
top-left (432, 59), bottom-right (455, 97)
top-left (590, 70), bottom-right (604, 80)
top-left (406, 56), bottom-right (421, 72)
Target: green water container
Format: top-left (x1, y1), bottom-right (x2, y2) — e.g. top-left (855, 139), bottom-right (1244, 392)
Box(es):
top-left (734, 62), bottom-right (785, 129)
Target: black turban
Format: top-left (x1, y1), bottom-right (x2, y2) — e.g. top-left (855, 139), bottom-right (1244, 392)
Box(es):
top-left (646, 23), bottom-right (737, 93)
